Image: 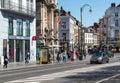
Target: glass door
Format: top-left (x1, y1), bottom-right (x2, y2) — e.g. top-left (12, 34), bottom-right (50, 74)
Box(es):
top-left (16, 40), bottom-right (23, 62)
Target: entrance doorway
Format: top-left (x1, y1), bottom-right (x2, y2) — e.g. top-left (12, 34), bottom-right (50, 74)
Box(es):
top-left (16, 40), bottom-right (23, 62)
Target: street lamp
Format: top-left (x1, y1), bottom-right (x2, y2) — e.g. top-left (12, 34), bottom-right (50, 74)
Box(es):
top-left (79, 4), bottom-right (92, 60)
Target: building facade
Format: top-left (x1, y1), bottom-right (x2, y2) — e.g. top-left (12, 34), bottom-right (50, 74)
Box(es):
top-left (104, 3), bottom-right (120, 47)
top-left (0, 0), bottom-right (36, 64)
top-left (59, 16), bottom-right (76, 52)
top-left (36, 0), bottom-right (59, 61)
top-left (58, 7), bottom-right (84, 53)
top-left (74, 20), bottom-right (81, 49)
top-left (84, 28), bottom-right (98, 49)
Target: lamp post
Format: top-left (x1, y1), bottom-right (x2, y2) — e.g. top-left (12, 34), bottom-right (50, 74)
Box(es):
top-left (79, 4), bottom-right (92, 60)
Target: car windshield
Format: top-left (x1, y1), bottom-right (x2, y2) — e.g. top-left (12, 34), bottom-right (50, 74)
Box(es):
top-left (93, 51), bottom-right (102, 57)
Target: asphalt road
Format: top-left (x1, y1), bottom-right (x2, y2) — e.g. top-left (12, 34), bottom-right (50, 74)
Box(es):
top-left (39, 62), bottom-right (120, 83)
top-left (1, 53), bottom-right (120, 83)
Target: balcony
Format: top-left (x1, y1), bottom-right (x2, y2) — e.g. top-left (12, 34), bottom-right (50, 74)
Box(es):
top-left (0, 1), bottom-right (35, 18)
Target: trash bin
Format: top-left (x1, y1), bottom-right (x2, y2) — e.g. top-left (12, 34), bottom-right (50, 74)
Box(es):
top-left (39, 57), bottom-right (42, 64)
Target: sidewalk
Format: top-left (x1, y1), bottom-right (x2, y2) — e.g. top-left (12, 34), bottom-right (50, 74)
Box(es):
top-left (0, 62), bottom-right (39, 71)
top-left (0, 55), bottom-right (91, 71)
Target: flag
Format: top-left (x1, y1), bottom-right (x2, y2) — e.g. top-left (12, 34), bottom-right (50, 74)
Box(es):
top-left (57, 17), bottom-right (61, 23)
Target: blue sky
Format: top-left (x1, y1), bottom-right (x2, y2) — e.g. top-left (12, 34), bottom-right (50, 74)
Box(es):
top-left (58, 0), bottom-right (120, 27)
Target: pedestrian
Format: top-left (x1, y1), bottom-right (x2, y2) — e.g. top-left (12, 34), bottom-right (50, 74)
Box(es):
top-left (3, 54), bottom-right (8, 68)
top-left (67, 52), bottom-right (71, 60)
top-left (83, 50), bottom-right (86, 59)
top-left (76, 51), bottom-right (80, 60)
top-left (49, 54), bottom-right (53, 63)
top-left (56, 52), bottom-right (60, 62)
top-left (25, 52), bottom-right (30, 64)
top-left (63, 52), bottom-right (67, 62)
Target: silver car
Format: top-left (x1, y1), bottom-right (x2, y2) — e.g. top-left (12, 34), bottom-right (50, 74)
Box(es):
top-left (90, 51), bottom-right (109, 64)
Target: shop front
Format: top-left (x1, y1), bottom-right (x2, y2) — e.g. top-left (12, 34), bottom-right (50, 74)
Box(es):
top-left (8, 39), bottom-right (30, 62)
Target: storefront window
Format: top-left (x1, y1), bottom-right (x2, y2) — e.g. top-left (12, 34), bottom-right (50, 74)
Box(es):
top-left (16, 40), bottom-right (23, 62)
top-left (9, 40), bottom-right (14, 62)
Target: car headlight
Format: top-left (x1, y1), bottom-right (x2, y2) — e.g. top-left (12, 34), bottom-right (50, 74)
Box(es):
top-left (98, 57), bottom-right (102, 60)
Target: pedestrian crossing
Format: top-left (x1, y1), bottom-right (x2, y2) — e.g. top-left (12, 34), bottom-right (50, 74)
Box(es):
top-left (4, 62), bottom-right (120, 83)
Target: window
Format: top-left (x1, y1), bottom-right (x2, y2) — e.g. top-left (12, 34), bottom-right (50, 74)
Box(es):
top-left (30, 0), bottom-right (33, 9)
top-left (115, 19), bottom-right (119, 27)
top-left (62, 33), bottom-right (66, 41)
top-left (1, 0), bottom-right (5, 8)
top-left (18, 0), bottom-right (22, 12)
top-left (8, 17), bottom-right (13, 35)
top-left (27, 0), bottom-right (33, 14)
top-left (85, 34), bottom-right (87, 38)
top-left (115, 30), bottom-right (119, 37)
top-left (115, 12), bottom-right (118, 17)
top-left (17, 19), bottom-right (23, 36)
top-left (27, 0), bottom-right (29, 14)
top-left (61, 22), bottom-right (66, 28)
top-left (26, 20), bottom-right (30, 36)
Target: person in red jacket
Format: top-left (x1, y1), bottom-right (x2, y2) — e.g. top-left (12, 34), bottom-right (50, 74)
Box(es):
top-left (76, 51), bottom-right (81, 59)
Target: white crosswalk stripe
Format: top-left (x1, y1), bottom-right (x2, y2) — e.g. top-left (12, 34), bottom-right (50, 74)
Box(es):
top-left (4, 62), bottom-right (120, 83)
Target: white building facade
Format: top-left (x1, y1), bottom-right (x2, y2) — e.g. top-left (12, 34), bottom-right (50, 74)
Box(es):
top-left (59, 16), bottom-right (76, 52)
top-left (0, 0), bottom-right (36, 64)
top-left (84, 28), bottom-right (98, 52)
top-left (104, 3), bottom-right (120, 46)
top-left (85, 33), bottom-right (93, 45)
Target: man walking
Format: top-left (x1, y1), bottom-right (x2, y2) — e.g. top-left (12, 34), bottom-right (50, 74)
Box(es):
top-left (25, 52), bottom-right (30, 64)
top-left (3, 54), bottom-right (8, 68)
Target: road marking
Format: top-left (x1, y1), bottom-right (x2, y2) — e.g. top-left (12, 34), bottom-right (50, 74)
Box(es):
top-left (4, 62), bottom-right (120, 83)
top-left (95, 74), bottom-right (120, 83)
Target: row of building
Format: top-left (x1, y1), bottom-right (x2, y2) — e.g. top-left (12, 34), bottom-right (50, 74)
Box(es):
top-left (0, 0), bottom-right (119, 64)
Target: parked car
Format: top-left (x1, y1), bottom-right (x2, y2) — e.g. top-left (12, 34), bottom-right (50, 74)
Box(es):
top-left (90, 51), bottom-right (109, 64)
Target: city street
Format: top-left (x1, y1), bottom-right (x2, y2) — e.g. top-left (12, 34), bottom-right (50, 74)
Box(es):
top-left (0, 53), bottom-right (119, 83)
top-left (0, 0), bottom-right (120, 83)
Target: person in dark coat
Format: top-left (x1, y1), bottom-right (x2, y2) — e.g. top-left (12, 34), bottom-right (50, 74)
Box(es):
top-left (3, 55), bottom-right (8, 68)
top-left (83, 50), bottom-right (86, 59)
top-left (25, 52), bottom-right (30, 64)
top-left (56, 52), bottom-right (60, 62)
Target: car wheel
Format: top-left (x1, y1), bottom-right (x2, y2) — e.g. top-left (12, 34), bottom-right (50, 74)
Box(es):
top-left (101, 60), bottom-right (104, 64)
top-left (107, 60), bottom-right (109, 63)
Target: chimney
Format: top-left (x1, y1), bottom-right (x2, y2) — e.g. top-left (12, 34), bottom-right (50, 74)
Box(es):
top-left (66, 11), bottom-right (71, 16)
top-left (68, 11), bottom-right (71, 15)
top-left (111, 3), bottom-right (116, 7)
